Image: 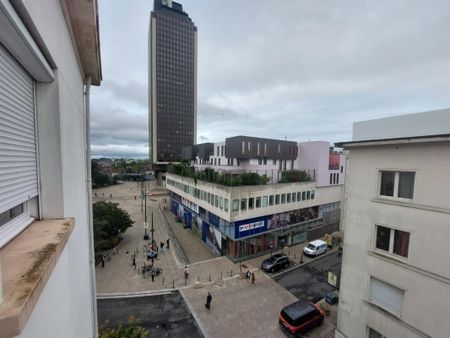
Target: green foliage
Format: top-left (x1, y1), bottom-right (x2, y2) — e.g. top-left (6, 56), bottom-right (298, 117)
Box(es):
top-left (168, 164), bottom-right (269, 186)
top-left (99, 316), bottom-right (149, 338)
top-left (280, 170), bottom-right (311, 183)
top-left (92, 161), bottom-right (112, 188)
top-left (93, 201), bottom-right (134, 253)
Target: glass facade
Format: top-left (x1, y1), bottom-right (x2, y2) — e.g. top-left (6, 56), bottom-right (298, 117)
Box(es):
top-left (151, 1), bottom-right (197, 162)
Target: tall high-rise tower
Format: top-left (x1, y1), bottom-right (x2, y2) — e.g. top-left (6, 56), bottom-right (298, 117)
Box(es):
top-left (149, 0), bottom-right (197, 164)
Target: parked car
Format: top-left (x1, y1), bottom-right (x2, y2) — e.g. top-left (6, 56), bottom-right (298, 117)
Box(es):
top-left (303, 239), bottom-right (328, 257)
top-left (279, 299), bottom-right (324, 337)
top-left (261, 253), bottom-right (290, 273)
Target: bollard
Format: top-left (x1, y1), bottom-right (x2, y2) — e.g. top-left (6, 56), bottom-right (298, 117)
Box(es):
top-left (209, 274), bottom-right (211, 282)
top-left (162, 277), bottom-right (165, 285)
top-left (172, 281), bottom-right (175, 289)
top-left (197, 276), bottom-right (200, 282)
top-left (230, 269), bottom-right (233, 277)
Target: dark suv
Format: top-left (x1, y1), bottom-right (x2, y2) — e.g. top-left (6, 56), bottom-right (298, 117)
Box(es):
top-left (261, 253), bottom-right (290, 273)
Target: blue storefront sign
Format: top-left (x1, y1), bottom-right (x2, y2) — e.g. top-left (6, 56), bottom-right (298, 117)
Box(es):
top-left (235, 216), bottom-right (268, 239)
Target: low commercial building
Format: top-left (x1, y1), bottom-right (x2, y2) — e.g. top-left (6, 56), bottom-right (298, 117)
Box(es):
top-left (168, 136), bottom-right (345, 260)
top-left (335, 109), bottom-right (450, 338)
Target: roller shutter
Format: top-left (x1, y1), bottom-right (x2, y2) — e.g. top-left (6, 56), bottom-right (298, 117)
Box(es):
top-left (0, 43), bottom-right (37, 215)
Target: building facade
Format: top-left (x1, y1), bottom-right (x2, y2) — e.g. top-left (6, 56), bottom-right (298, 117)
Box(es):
top-left (168, 136), bottom-right (345, 261)
top-left (335, 109), bottom-right (450, 338)
top-left (149, 0), bottom-right (197, 164)
top-left (0, 0), bottom-right (101, 337)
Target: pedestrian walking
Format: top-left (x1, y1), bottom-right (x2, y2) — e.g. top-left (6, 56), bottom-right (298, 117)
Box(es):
top-left (101, 257), bottom-right (105, 268)
top-left (246, 270), bottom-right (251, 282)
top-left (160, 241), bottom-right (164, 252)
top-left (205, 292), bottom-right (212, 310)
top-left (184, 266), bottom-right (189, 280)
top-left (133, 256), bottom-right (136, 268)
top-left (251, 272), bottom-right (255, 285)
top-left (166, 238), bottom-right (170, 249)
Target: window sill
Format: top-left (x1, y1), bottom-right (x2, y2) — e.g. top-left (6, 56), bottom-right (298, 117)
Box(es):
top-left (0, 218), bottom-right (75, 338)
top-left (372, 197), bottom-right (450, 214)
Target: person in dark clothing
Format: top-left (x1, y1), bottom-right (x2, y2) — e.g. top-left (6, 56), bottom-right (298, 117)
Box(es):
top-left (101, 257), bottom-right (105, 268)
top-left (166, 238), bottom-right (170, 249)
top-left (205, 292), bottom-right (212, 309)
top-left (160, 241), bottom-right (164, 251)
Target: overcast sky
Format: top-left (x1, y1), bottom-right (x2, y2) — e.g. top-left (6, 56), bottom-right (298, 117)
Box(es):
top-left (91, 0), bottom-right (450, 158)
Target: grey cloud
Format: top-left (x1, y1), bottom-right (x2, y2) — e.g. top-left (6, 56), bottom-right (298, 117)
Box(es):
top-left (91, 0), bottom-right (450, 158)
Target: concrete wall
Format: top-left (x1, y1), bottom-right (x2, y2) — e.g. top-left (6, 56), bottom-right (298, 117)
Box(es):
top-left (14, 0), bottom-right (95, 337)
top-left (353, 108), bottom-right (450, 141)
top-left (336, 141), bottom-right (450, 338)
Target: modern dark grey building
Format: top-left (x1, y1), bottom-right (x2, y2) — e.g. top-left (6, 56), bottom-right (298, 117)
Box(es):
top-left (149, 0), bottom-right (197, 164)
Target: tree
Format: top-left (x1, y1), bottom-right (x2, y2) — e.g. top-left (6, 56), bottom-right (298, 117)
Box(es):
top-left (99, 316), bottom-right (149, 338)
top-left (93, 201), bottom-right (134, 253)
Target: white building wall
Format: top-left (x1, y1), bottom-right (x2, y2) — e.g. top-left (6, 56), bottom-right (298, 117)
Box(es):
top-left (337, 142), bottom-right (450, 338)
top-left (14, 0), bottom-right (96, 337)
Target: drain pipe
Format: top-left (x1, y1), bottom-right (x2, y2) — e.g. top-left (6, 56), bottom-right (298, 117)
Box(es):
top-left (84, 76), bottom-right (98, 337)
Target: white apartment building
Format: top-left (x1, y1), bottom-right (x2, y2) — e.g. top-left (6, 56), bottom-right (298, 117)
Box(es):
top-left (335, 109), bottom-right (450, 338)
top-left (184, 136), bottom-right (346, 186)
top-left (0, 1), bottom-right (101, 337)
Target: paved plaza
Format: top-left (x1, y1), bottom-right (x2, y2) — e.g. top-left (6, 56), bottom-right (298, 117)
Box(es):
top-left (94, 182), bottom-right (338, 337)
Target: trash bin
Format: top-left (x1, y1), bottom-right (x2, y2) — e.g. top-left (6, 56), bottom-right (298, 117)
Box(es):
top-left (325, 291), bottom-right (338, 305)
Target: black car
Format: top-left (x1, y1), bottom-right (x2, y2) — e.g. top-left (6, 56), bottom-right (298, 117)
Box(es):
top-left (261, 253), bottom-right (290, 273)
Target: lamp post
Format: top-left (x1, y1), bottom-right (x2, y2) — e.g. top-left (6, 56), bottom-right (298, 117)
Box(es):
top-left (143, 185), bottom-right (149, 240)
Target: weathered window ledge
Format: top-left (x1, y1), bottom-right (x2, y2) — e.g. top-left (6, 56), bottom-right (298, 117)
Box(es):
top-left (0, 218), bottom-right (75, 338)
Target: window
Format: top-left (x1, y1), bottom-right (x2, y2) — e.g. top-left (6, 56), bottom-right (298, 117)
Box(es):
top-left (215, 195), bottom-right (218, 207)
top-left (302, 191), bottom-right (306, 200)
top-left (232, 199), bottom-right (239, 211)
top-left (286, 193), bottom-right (291, 203)
top-left (375, 225), bottom-right (410, 258)
top-left (330, 173), bottom-right (333, 185)
top-left (242, 141), bottom-right (245, 154)
top-left (380, 171), bottom-right (415, 199)
top-left (217, 146), bottom-right (219, 156)
top-left (369, 277), bottom-right (404, 316)
top-left (262, 196), bottom-right (268, 207)
top-left (248, 197), bottom-right (254, 209)
top-left (224, 199), bottom-right (229, 212)
top-left (256, 197), bottom-right (261, 208)
top-left (273, 159), bottom-right (276, 165)
top-left (269, 195), bottom-right (274, 206)
top-left (297, 192), bottom-right (301, 201)
top-left (341, 165), bottom-right (343, 173)
top-left (240, 198), bottom-right (247, 211)
top-left (306, 191), bottom-right (311, 200)
top-left (219, 197), bottom-right (223, 209)
top-left (368, 327), bottom-right (386, 338)
top-left (281, 194), bottom-right (286, 204)
top-left (336, 173), bottom-right (339, 183)
top-left (292, 193), bottom-right (296, 202)
top-left (311, 190), bottom-right (315, 200)
top-left (275, 194), bottom-right (280, 205)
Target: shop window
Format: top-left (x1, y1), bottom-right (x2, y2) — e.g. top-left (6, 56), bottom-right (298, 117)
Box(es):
top-left (248, 197), bottom-right (254, 209)
top-left (240, 198), bottom-right (247, 211)
top-left (232, 199), bottom-right (239, 211)
top-left (262, 196), bottom-right (268, 207)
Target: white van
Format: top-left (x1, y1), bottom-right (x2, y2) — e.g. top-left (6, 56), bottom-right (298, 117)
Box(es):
top-left (303, 240), bottom-right (328, 257)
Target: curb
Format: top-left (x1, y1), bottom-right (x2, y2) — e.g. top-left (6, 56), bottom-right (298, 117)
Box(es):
top-left (271, 249), bottom-right (339, 279)
top-left (97, 289), bottom-right (175, 299)
top-left (179, 289), bottom-right (209, 338)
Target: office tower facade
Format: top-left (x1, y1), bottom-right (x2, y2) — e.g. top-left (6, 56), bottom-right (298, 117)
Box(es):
top-left (149, 0), bottom-right (197, 164)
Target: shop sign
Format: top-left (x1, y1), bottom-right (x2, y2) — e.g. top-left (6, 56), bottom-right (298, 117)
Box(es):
top-left (328, 271), bottom-right (337, 287)
top-left (181, 197), bottom-right (199, 214)
top-left (239, 220), bottom-right (265, 232)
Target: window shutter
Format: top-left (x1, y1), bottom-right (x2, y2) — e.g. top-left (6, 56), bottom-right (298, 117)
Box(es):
top-left (0, 44), bottom-right (38, 215)
top-left (370, 277), bottom-right (404, 316)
